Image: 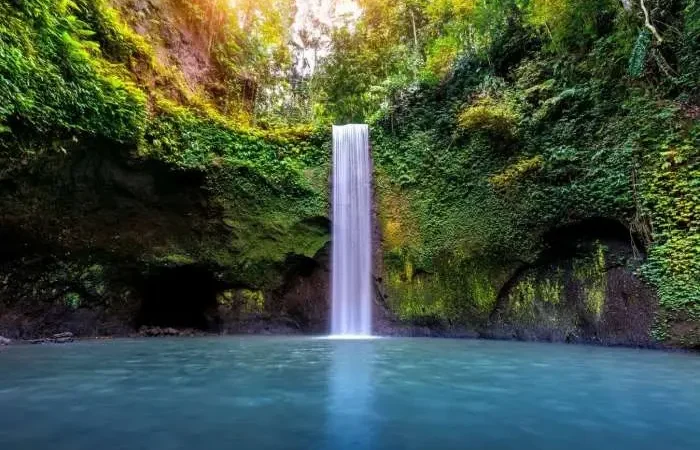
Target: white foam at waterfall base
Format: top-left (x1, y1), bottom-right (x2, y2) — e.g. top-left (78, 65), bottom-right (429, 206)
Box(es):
top-left (322, 335), bottom-right (380, 340)
top-left (331, 124), bottom-right (372, 337)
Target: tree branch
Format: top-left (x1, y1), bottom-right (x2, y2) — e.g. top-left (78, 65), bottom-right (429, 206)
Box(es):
top-left (640, 0), bottom-right (664, 43)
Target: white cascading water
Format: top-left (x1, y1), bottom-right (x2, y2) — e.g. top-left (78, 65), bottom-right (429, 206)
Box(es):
top-left (331, 124), bottom-right (372, 336)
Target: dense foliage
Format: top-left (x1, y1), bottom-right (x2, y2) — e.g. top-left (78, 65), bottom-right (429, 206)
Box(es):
top-left (0, 0), bottom-right (329, 288)
top-left (1, 0), bottom-right (698, 344)
top-left (310, 0), bottom-right (699, 343)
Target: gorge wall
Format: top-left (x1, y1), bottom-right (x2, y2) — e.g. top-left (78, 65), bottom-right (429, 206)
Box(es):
top-left (369, 1), bottom-right (699, 349)
top-left (1, 0), bottom-right (698, 348)
top-left (0, 0), bottom-right (332, 338)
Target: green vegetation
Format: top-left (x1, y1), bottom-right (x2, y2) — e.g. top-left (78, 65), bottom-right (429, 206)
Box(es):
top-left (64, 292), bottom-right (82, 310)
top-left (310, 0), bottom-right (698, 344)
top-left (573, 243), bottom-right (608, 318)
top-left (0, 0), bottom-right (145, 153)
top-left (217, 288), bottom-right (265, 315)
top-left (0, 0), bottom-right (329, 293)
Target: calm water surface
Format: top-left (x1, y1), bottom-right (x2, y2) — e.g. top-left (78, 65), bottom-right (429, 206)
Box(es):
top-left (1, 337), bottom-right (699, 450)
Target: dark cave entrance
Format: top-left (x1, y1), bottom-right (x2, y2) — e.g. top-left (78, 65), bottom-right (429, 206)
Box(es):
top-left (539, 217), bottom-right (645, 262)
top-left (137, 265), bottom-right (222, 331)
top-left (0, 226), bottom-right (47, 264)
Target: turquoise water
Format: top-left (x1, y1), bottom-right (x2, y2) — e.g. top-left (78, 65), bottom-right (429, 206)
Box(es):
top-left (1, 337), bottom-right (700, 450)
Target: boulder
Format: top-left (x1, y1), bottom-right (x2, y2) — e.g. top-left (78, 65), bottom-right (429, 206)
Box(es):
top-left (139, 326), bottom-right (198, 337)
top-left (28, 332), bottom-right (75, 344)
top-left (53, 332), bottom-right (74, 339)
top-left (50, 332), bottom-right (75, 343)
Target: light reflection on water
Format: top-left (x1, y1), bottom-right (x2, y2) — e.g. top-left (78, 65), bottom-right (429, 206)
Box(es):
top-left (327, 340), bottom-right (375, 449)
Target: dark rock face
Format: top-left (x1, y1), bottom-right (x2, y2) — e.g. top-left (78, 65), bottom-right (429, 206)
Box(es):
top-left (29, 332), bottom-right (74, 344)
top-left (0, 252), bottom-right (332, 339)
top-left (0, 146), bottom-right (661, 348)
top-left (485, 220), bottom-right (658, 347)
top-left (271, 248), bottom-right (331, 334)
top-left (0, 253), bottom-right (138, 339)
top-left (136, 265), bottom-right (223, 331)
top-left (594, 267), bottom-right (658, 346)
top-left (0, 250), bottom-right (331, 339)
top-left (138, 326), bottom-right (202, 337)
top-left (0, 144), bottom-right (330, 339)
top-left (371, 217), bottom-right (661, 347)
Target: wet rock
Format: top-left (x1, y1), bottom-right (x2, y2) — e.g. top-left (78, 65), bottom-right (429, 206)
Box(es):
top-left (488, 230), bottom-right (657, 347)
top-left (138, 326), bottom-right (200, 337)
top-left (53, 332), bottom-right (74, 339)
top-left (0, 336), bottom-right (11, 345)
top-left (28, 332), bottom-right (75, 344)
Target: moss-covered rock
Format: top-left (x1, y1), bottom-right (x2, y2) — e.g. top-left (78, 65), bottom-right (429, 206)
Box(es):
top-left (0, 0), bottom-right (331, 338)
top-left (370, 7), bottom-right (698, 346)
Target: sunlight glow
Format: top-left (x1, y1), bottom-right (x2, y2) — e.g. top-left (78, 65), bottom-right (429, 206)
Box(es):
top-left (292, 0), bottom-right (361, 74)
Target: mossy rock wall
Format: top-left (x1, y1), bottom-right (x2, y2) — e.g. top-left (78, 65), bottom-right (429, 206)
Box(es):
top-left (0, 141), bottom-right (330, 338)
top-left (369, 6), bottom-right (699, 348)
top-left (0, 0), bottom-right (334, 338)
top-left (488, 239), bottom-right (657, 346)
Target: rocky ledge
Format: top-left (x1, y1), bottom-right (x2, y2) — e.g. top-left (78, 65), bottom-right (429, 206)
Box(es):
top-left (29, 332), bottom-right (75, 344)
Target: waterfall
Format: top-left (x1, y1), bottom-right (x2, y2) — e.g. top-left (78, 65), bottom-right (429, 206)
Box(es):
top-left (331, 124), bottom-right (372, 336)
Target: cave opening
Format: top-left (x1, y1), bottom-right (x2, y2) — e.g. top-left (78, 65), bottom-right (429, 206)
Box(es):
top-left (137, 265), bottom-right (223, 331)
top-left (492, 217), bottom-right (645, 319)
top-left (0, 226), bottom-right (47, 264)
top-left (540, 217), bottom-right (645, 262)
